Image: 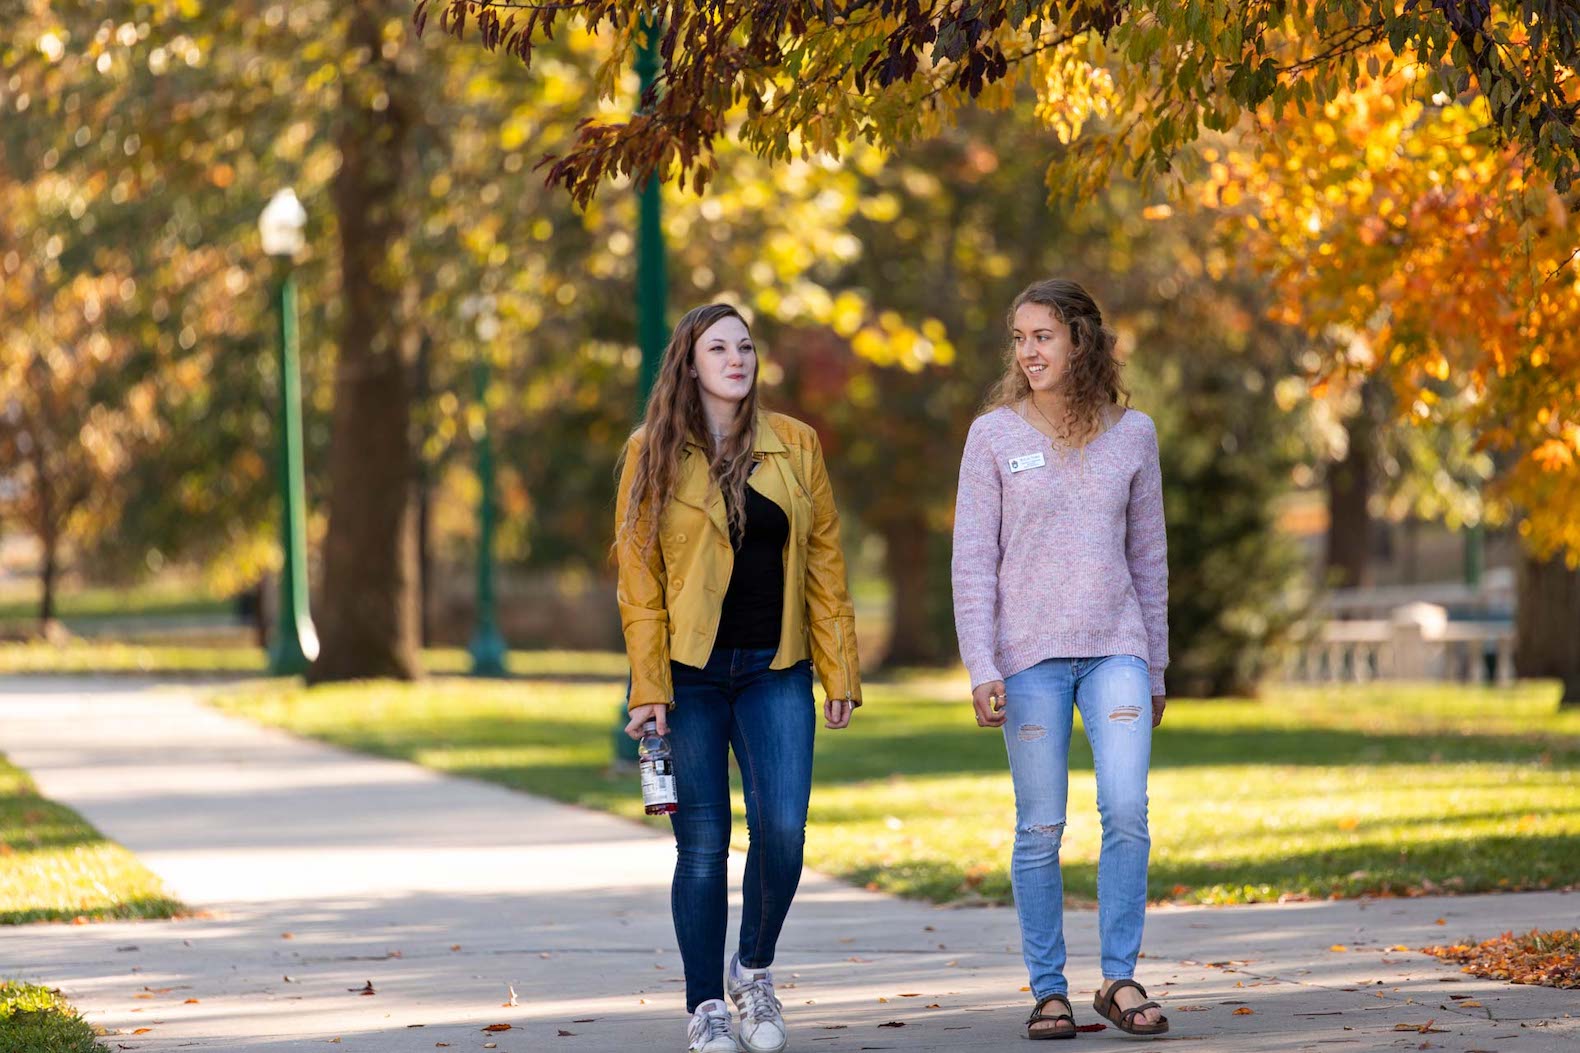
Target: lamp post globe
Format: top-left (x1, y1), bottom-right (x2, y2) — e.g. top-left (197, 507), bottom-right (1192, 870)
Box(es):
top-left (259, 189), bottom-right (307, 258)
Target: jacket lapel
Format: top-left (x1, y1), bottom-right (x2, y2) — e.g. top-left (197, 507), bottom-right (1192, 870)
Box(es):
top-left (678, 414), bottom-right (790, 541)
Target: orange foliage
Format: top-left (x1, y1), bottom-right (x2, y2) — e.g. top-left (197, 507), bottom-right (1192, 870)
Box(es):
top-left (1201, 65), bottom-right (1580, 558)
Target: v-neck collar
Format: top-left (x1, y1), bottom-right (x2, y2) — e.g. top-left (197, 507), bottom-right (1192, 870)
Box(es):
top-left (998, 404), bottom-right (1131, 451)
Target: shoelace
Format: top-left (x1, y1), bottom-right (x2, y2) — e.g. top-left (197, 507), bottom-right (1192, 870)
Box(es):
top-left (696, 1008), bottom-right (732, 1042)
top-left (736, 978), bottom-right (782, 1023)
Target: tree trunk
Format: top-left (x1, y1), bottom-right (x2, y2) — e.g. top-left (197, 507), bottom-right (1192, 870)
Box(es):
top-left (1515, 550), bottom-right (1580, 705)
top-left (878, 516), bottom-right (953, 667)
top-left (38, 523), bottom-right (58, 629)
top-left (30, 430), bottom-right (59, 631)
top-left (1325, 400), bottom-right (1374, 588)
top-left (309, 0), bottom-right (421, 683)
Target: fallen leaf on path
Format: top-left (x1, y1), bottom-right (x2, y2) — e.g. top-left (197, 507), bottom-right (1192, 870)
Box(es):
top-left (183, 998), bottom-right (199, 1004)
top-left (283, 976), bottom-right (296, 983)
top-left (557, 1030), bottom-right (575, 1037)
top-left (281, 932), bottom-right (294, 939)
top-left (846, 956), bottom-right (873, 963)
top-left (1330, 944), bottom-right (1349, 952)
top-left (484, 1044), bottom-right (497, 1049)
top-left (878, 1020), bottom-right (906, 1027)
top-left (133, 994), bottom-right (154, 1000)
top-left (328, 1039), bottom-right (340, 1045)
top-left (898, 992), bottom-right (921, 997)
top-left (1019, 985), bottom-right (1031, 992)
top-left (926, 1003), bottom-right (941, 1009)
top-left (1075, 1023), bottom-right (1107, 1033)
top-left (1233, 1007), bottom-right (1254, 1016)
top-left (1393, 1020), bottom-right (1448, 1033)
top-left (142, 987), bottom-right (174, 994)
top-left (1174, 1006), bottom-right (1212, 1012)
top-left (1435, 918), bottom-right (1446, 926)
top-left (435, 1044), bottom-right (450, 1048)
top-left (572, 1018), bottom-right (595, 1023)
top-left (876, 997), bottom-right (888, 1003)
top-left (1390, 945), bottom-right (1412, 952)
top-left (482, 1024), bottom-right (513, 1032)
top-left (350, 981), bottom-right (375, 996)
top-left (1458, 1001), bottom-right (1483, 1007)
top-left (132, 1029), bottom-right (151, 1035)
top-left (450, 944), bottom-right (461, 951)
top-left (116, 946), bottom-right (139, 952)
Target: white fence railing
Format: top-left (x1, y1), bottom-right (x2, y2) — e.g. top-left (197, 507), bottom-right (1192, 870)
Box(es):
top-left (1285, 601), bottom-right (1515, 685)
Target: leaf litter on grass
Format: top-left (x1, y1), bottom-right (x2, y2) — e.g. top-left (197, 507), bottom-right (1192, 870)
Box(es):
top-left (1422, 929), bottom-right (1580, 989)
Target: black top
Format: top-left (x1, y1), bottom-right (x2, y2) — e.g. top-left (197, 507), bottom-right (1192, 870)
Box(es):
top-left (715, 480), bottom-right (789, 650)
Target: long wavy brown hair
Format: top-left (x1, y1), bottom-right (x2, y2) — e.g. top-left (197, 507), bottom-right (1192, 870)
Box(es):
top-left (983, 278), bottom-right (1129, 445)
top-left (618, 303), bottom-right (761, 553)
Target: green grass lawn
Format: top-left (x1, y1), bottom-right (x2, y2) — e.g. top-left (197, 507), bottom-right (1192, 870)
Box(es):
top-left (0, 580), bottom-right (231, 624)
top-left (0, 641), bottom-right (629, 678)
top-left (211, 674), bottom-right (1580, 906)
top-left (0, 754), bottom-right (182, 925)
top-left (0, 981), bottom-right (107, 1053)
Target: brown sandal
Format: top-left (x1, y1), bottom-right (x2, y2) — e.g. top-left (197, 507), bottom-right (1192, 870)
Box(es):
top-left (1027, 993), bottom-right (1077, 1040)
top-left (1093, 979), bottom-right (1169, 1036)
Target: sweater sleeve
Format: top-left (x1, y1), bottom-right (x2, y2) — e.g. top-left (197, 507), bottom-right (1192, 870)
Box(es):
top-left (951, 418), bottom-right (1004, 690)
top-left (1126, 417), bottom-right (1169, 696)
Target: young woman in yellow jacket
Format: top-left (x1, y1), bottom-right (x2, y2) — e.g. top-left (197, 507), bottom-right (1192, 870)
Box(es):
top-left (615, 303), bottom-right (862, 1053)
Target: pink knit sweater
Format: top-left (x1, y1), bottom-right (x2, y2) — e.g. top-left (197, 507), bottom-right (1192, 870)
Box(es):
top-left (951, 406), bottom-right (1169, 696)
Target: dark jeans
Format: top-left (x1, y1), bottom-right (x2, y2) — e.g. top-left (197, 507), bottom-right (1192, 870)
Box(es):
top-left (667, 645), bottom-right (815, 1012)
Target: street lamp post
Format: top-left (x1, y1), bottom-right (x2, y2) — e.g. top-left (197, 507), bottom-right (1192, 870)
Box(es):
top-left (635, 12), bottom-right (668, 412)
top-left (615, 13), bottom-right (671, 764)
top-left (259, 189), bottom-right (320, 676)
top-left (462, 295), bottom-right (507, 678)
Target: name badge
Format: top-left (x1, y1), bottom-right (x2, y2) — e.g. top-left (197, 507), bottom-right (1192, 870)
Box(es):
top-left (1008, 452), bottom-right (1046, 473)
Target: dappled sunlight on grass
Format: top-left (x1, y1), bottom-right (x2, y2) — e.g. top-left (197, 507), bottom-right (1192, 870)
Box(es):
top-left (0, 755), bottom-right (182, 925)
top-left (212, 676), bottom-right (1579, 907)
top-left (0, 979), bottom-right (107, 1053)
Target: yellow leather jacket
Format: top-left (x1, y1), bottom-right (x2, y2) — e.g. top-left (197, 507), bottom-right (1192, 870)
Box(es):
top-left (615, 411), bottom-right (862, 710)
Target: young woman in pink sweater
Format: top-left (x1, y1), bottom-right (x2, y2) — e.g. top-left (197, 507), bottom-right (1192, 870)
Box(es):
top-left (951, 278), bottom-right (1170, 1040)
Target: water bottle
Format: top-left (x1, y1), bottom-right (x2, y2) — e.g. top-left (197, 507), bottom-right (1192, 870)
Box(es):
top-left (639, 719), bottom-right (678, 815)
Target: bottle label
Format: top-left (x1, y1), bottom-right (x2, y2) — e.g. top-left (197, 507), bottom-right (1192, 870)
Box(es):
top-left (641, 760), bottom-right (677, 805)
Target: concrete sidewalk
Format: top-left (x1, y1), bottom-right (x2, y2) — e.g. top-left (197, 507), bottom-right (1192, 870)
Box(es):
top-left (0, 676), bottom-right (1573, 1052)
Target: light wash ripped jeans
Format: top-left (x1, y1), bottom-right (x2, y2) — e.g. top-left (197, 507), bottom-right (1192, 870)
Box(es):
top-left (1000, 654), bottom-right (1153, 1000)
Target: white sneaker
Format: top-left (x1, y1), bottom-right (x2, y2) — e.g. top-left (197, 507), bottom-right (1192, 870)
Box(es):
top-left (727, 954), bottom-right (787, 1053)
top-left (687, 998), bottom-right (739, 1053)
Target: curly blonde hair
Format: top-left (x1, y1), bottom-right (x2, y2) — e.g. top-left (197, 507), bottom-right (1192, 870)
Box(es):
top-left (983, 278), bottom-right (1128, 445)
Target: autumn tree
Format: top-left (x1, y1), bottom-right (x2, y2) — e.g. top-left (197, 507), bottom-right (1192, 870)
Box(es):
top-left (434, 1), bottom-right (1580, 694)
top-left (1196, 66), bottom-right (1580, 697)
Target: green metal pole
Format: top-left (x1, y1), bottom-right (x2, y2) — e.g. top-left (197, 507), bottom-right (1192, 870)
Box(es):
top-left (616, 13), bottom-right (670, 762)
top-left (469, 354), bottom-right (507, 677)
top-left (268, 269), bottom-right (319, 675)
top-left (1464, 521), bottom-right (1485, 589)
top-left (635, 15), bottom-right (668, 413)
